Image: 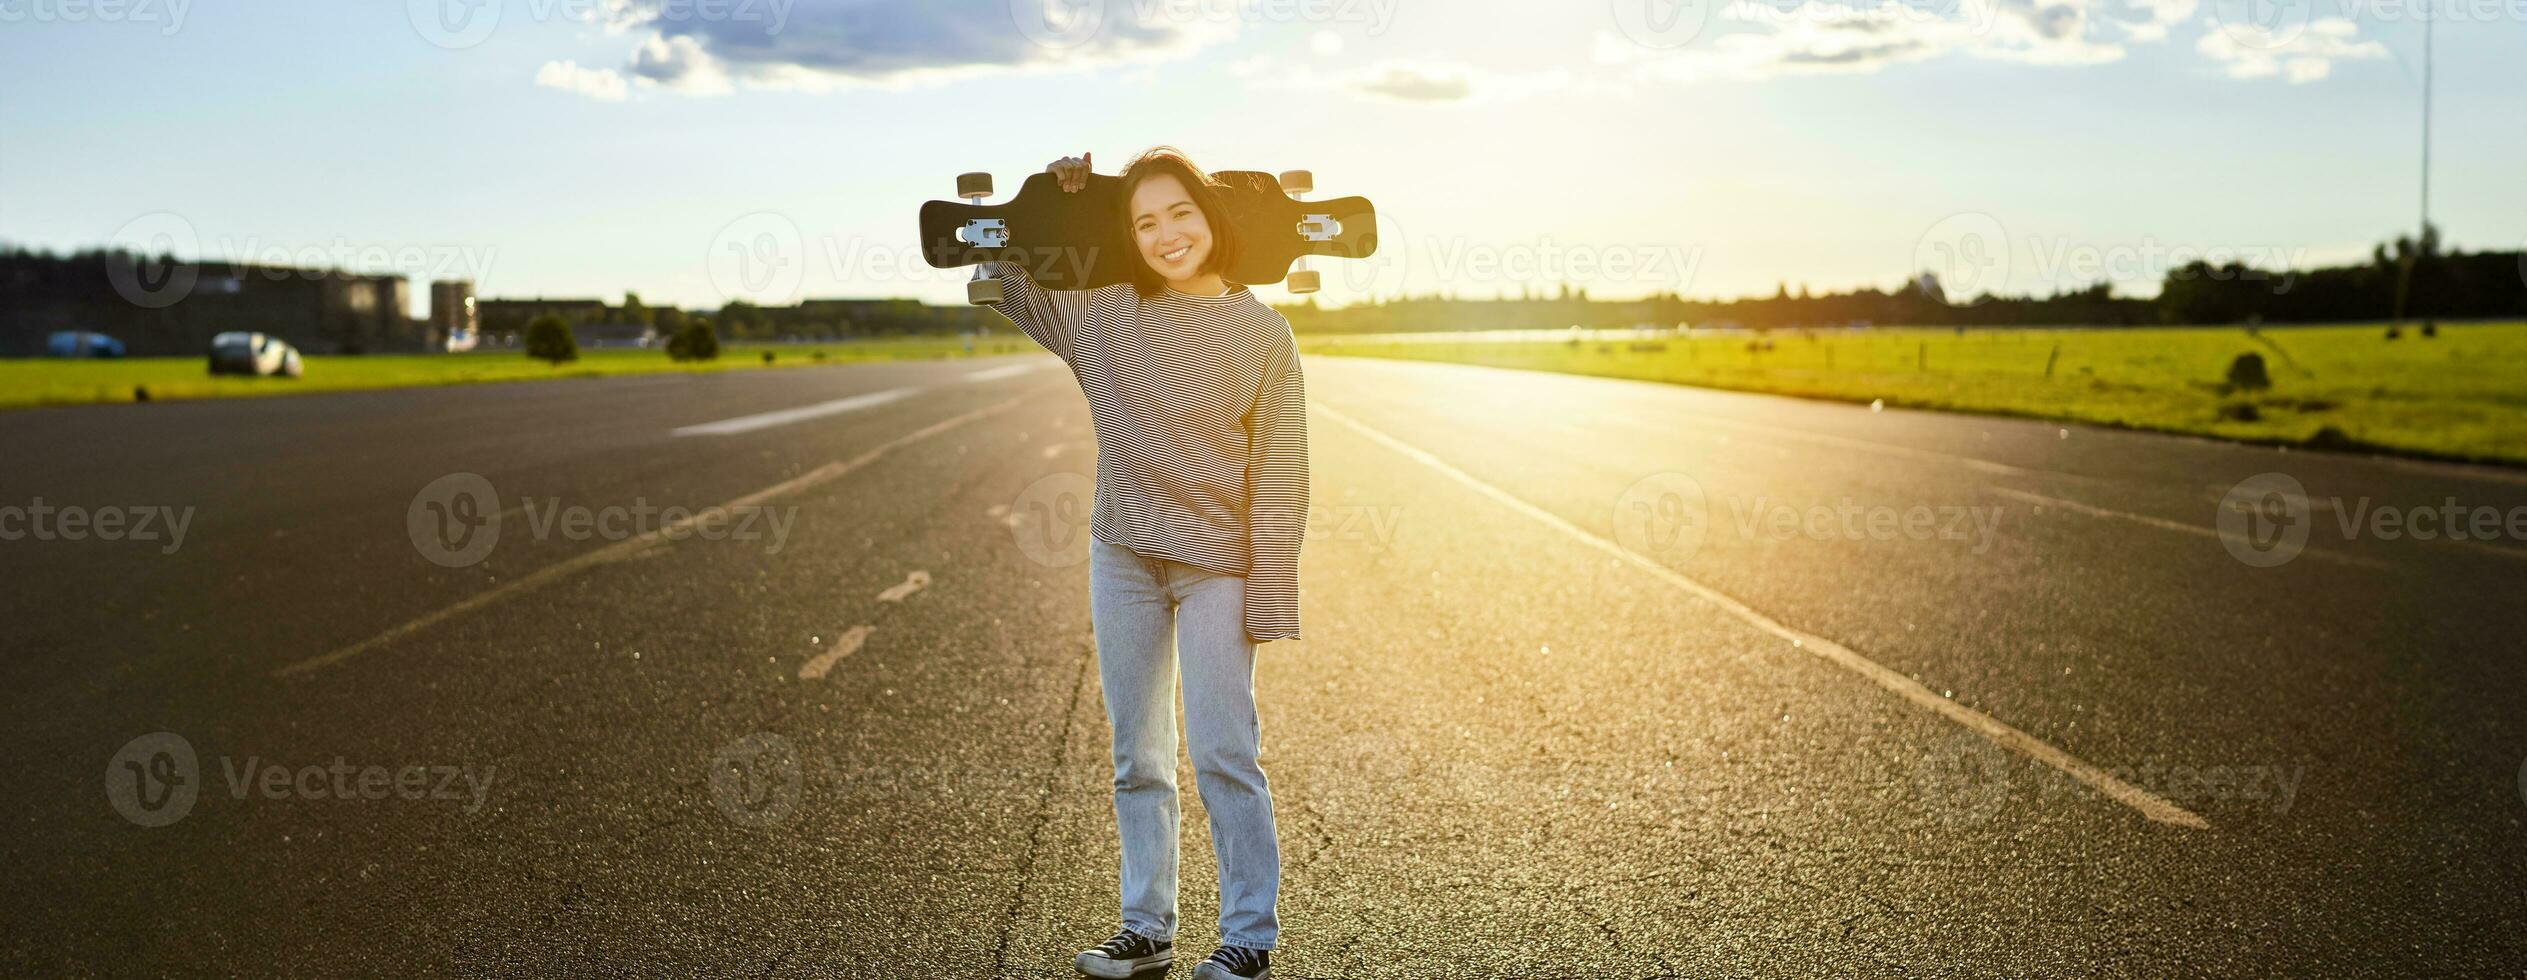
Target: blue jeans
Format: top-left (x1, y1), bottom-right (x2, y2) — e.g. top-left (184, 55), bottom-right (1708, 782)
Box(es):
top-left (1089, 535), bottom-right (1281, 950)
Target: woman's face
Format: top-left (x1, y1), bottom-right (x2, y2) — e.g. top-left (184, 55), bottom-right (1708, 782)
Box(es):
top-left (1128, 173), bottom-right (1215, 286)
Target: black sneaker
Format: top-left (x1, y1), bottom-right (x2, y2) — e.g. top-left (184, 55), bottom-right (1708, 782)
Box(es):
top-left (1074, 927), bottom-right (1171, 978)
top-left (1191, 945), bottom-right (1269, 980)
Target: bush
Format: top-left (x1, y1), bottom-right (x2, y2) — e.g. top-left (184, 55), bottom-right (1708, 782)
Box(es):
top-left (2224, 352), bottom-right (2271, 392)
top-left (667, 320), bottom-right (721, 362)
top-left (524, 314), bottom-right (577, 364)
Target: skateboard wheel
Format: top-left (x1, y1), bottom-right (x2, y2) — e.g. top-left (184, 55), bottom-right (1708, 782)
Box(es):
top-left (1286, 270), bottom-right (1321, 294)
top-left (967, 277), bottom-right (1005, 305)
top-left (1278, 170), bottom-right (1313, 196)
top-left (957, 172), bottom-right (993, 199)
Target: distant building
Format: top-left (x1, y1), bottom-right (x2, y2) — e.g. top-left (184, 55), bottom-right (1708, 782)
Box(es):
top-left (574, 322), bottom-right (658, 348)
top-left (0, 250), bottom-right (421, 356)
top-left (430, 281), bottom-right (477, 348)
top-left (476, 297), bottom-right (609, 337)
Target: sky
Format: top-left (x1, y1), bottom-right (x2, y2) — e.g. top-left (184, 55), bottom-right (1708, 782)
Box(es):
top-left (2, 0), bottom-right (2522, 316)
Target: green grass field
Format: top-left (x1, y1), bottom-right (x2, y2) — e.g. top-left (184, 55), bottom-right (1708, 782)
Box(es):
top-left (0, 338), bottom-right (1039, 411)
top-left (1301, 322), bottom-right (2527, 466)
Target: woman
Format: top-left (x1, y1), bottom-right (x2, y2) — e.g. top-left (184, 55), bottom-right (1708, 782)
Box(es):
top-left (979, 147), bottom-right (1307, 980)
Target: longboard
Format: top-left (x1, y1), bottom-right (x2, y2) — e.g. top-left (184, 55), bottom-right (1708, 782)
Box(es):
top-left (919, 169), bottom-right (1376, 301)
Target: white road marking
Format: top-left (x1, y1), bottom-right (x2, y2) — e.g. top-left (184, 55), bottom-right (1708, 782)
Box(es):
top-left (278, 396), bottom-right (1028, 677)
top-left (876, 570), bottom-right (931, 602)
top-left (1988, 487), bottom-right (2390, 571)
top-left (1316, 402), bottom-right (2211, 830)
top-left (799, 624), bottom-right (874, 680)
top-left (672, 388), bottom-right (915, 437)
top-left (965, 363), bottom-right (1046, 382)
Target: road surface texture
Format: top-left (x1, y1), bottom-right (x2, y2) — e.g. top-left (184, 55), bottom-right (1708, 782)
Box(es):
top-left (5, 353), bottom-right (2523, 977)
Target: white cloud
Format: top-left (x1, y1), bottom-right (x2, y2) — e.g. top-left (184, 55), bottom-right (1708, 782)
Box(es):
top-left (581, 0), bottom-right (1232, 96)
top-left (2196, 17), bottom-right (2386, 82)
top-left (535, 60), bottom-right (630, 101)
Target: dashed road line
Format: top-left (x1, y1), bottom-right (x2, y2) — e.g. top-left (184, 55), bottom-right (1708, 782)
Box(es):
top-left (799, 625), bottom-right (874, 680)
top-left (876, 570), bottom-right (931, 603)
top-left (672, 388), bottom-right (916, 437)
top-left (1988, 486), bottom-right (2391, 571)
top-left (278, 396), bottom-right (1026, 677)
top-left (965, 363), bottom-right (1050, 382)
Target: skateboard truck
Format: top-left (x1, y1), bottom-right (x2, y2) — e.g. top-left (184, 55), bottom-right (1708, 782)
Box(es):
top-left (1280, 170), bottom-right (1322, 294)
top-left (958, 172), bottom-right (1006, 305)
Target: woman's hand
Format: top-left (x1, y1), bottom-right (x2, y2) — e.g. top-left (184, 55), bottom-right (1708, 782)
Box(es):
top-left (1047, 152), bottom-right (1092, 193)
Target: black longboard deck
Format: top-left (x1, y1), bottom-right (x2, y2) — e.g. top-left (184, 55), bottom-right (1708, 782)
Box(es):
top-left (919, 170), bottom-right (1376, 290)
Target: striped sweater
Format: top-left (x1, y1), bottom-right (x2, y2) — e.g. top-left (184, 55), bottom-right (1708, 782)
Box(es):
top-left (981, 262), bottom-right (1310, 643)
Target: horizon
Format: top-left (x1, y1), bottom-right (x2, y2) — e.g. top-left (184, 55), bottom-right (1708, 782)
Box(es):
top-left (5, 1), bottom-right (2523, 318)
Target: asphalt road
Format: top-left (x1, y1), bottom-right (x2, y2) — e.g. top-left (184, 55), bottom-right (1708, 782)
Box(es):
top-left (4, 351), bottom-right (2524, 978)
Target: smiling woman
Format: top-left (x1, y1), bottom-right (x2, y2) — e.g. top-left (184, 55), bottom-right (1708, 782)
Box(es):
top-left (982, 147), bottom-right (1307, 980)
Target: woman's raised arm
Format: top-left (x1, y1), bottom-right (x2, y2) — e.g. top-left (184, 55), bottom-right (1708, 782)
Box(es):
top-left (977, 153), bottom-right (1096, 364)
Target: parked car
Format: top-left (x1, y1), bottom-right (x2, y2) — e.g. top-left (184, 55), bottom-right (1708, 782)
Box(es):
top-left (46, 331), bottom-right (127, 358)
top-left (207, 331), bottom-right (303, 378)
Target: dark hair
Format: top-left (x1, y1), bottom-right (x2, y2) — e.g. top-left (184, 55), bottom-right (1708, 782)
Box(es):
top-left (1117, 146), bottom-right (1239, 298)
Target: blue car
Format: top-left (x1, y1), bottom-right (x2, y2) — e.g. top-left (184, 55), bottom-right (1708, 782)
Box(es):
top-left (47, 331), bottom-right (127, 358)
